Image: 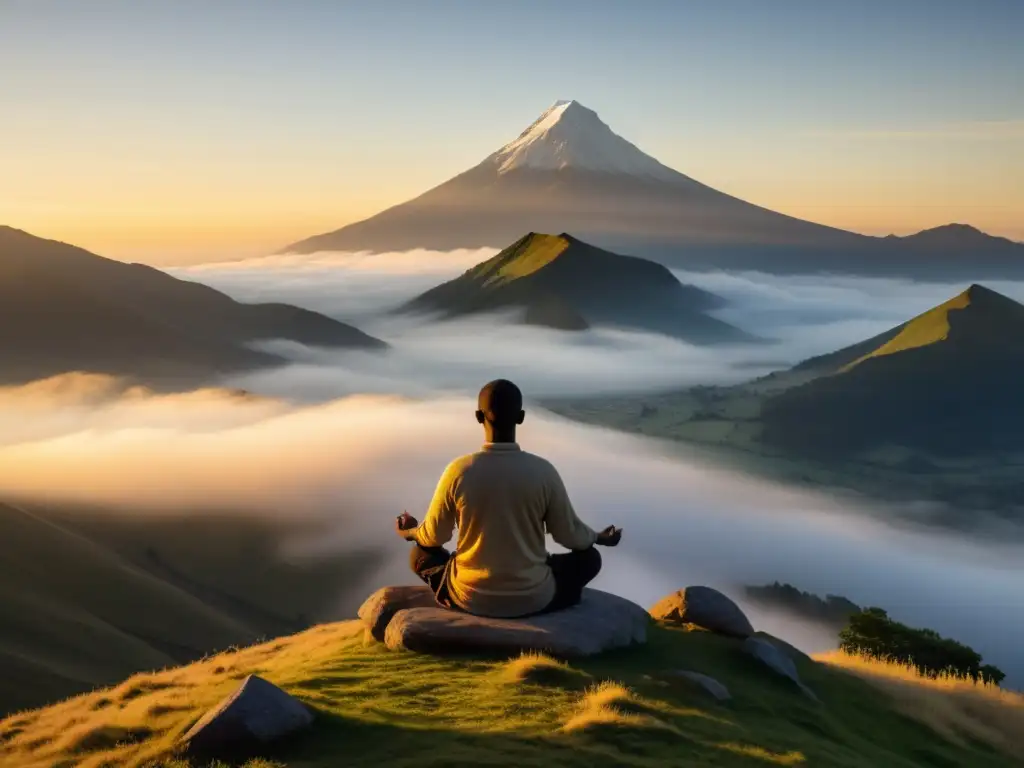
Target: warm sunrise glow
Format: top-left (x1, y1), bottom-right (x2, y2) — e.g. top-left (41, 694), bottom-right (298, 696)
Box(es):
top-left (2, 3), bottom-right (1020, 263)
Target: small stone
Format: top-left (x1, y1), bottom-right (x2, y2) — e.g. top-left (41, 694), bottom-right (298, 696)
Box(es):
top-left (179, 675), bottom-right (313, 762)
top-left (668, 670), bottom-right (731, 701)
top-left (743, 637), bottom-right (819, 701)
top-left (649, 586), bottom-right (754, 638)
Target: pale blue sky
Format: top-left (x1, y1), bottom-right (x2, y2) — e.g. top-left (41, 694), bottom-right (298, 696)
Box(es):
top-left (2, 0), bottom-right (1021, 262)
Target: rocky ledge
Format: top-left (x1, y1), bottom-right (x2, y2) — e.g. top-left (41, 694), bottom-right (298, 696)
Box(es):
top-left (358, 585), bottom-right (650, 657)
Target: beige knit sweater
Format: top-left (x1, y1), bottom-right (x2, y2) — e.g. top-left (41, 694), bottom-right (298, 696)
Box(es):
top-left (413, 442), bottom-right (598, 618)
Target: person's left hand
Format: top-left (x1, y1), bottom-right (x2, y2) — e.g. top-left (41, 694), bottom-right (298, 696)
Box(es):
top-left (396, 511), bottom-right (418, 538)
top-left (596, 525), bottom-right (622, 547)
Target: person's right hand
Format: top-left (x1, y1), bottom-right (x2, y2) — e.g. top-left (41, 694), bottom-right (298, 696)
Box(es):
top-left (395, 511), bottom-right (418, 538)
top-left (596, 525), bottom-right (622, 547)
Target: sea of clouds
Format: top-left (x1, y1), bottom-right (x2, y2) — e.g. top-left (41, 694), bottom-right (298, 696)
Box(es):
top-left (1, 249), bottom-right (1022, 685)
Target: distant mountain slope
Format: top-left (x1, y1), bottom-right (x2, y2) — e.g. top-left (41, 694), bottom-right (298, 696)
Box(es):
top-left (282, 101), bottom-right (1024, 279)
top-left (761, 284), bottom-right (1024, 458)
top-left (545, 284), bottom-right (1024, 527)
top-left (893, 223), bottom-right (1022, 253)
top-left (0, 499), bottom-right (380, 715)
top-left (400, 232), bottom-right (755, 343)
top-left (0, 227), bottom-right (384, 385)
top-left (744, 582), bottom-right (862, 631)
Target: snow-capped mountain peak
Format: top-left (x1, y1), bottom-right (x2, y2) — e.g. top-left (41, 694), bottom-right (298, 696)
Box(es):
top-left (486, 100), bottom-right (680, 182)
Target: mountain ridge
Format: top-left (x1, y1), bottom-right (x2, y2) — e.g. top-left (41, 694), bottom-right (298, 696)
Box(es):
top-left (0, 226), bottom-right (385, 386)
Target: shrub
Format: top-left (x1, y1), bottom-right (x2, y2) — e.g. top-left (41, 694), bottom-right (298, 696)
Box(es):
top-left (838, 607), bottom-right (1005, 685)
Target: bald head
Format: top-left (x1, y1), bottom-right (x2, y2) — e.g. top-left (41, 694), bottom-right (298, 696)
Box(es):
top-left (476, 379), bottom-right (524, 437)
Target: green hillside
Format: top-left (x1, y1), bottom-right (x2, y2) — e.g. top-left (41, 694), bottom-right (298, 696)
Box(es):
top-left (2, 619), bottom-right (1019, 767)
top-left (0, 501), bottom-right (381, 716)
top-left (761, 284), bottom-right (1024, 458)
top-left (546, 285), bottom-right (1024, 528)
top-left (400, 233), bottom-right (756, 344)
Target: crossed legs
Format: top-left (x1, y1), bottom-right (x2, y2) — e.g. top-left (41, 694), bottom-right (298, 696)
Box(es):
top-left (408, 543), bottom-right (601, 615)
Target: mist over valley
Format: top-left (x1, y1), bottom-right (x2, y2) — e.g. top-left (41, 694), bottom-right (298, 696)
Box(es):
top-left (3, 241), bottom-right (1021, 702)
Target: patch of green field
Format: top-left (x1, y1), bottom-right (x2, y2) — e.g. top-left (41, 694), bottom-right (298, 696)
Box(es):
top-left (2, 621), bottom-right (1018, 767)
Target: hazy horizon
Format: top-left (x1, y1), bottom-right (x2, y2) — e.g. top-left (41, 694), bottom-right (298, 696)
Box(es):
top-left (2, 0), bottom-right (1022, 264)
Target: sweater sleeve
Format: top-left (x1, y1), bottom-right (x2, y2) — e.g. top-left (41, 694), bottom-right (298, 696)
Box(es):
top-left (413, 462), bottom-right (459, 547)
top-left (543, 465), bottom-right (598, 550)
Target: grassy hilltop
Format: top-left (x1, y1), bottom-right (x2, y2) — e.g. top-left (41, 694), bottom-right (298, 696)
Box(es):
top-left (2, 619), bottom-right (1021, 767)
top-left (399, 232), bottom-right (753, 343)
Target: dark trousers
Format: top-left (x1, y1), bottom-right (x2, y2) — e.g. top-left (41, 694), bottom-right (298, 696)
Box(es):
top-left (409, 544), bottom-right (602, 617)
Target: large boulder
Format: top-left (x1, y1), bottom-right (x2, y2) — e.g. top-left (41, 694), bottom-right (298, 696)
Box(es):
top-left (179, 675), bottom-right (313, 762)
top-left (743, 637), bottom-right (819, 701)
top-left (649, 586), bottom-right (754, 638)
top-left (379, 588), bottom-right (649, 658)
top-left (358, 585), bottom-right (438, 641)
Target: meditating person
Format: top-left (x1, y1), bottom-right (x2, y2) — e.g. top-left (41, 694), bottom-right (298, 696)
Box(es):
top-left (395, 378), bottom-right (622, 618)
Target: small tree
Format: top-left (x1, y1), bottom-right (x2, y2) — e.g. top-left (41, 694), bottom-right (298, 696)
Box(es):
top-left (839, 608), bottom-right (1004, 685)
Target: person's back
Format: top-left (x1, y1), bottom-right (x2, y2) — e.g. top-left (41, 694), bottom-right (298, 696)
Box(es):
top-left (396, 379), bottom-right (622, 618)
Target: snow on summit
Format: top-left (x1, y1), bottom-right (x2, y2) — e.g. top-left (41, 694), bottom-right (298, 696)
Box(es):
top-left (487, 100), bottom-right (680, 181)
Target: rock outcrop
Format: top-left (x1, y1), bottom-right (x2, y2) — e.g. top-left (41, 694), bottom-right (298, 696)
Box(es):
top-left (361, 586), bottom-right (648, 658)
top-left (649, 586), bottom-right (754, 638)
top-left (178, 674), bottom-right (313, 762)
top-left (358, 585), bottom-right (438, 642)
top-left (667, 670), bottom-right (732, 702)
top-left (752, 631), bottom-right (812, 663)
top-left (743, 637), bottom-right (819, 701)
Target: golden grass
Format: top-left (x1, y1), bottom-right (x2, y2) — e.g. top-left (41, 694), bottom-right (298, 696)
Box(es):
top-left (484, 234), bottom-right (570, 286)
top-left (841, 289), bottom-right (970, 371)
top-left (715, 742), bottom-right (807, 765)
top-left (158, 760), bottom-right (283, 768)
top-left (3, 619), bottom-right (1021, 767)
top-left (562, 681), bottom-right (672, 734)
top-left (501, 651), bottom-right (590, 687)
top-left (815, 649), bottom-right (1024, 756)
top-left (0, 620), bottom-right (365, 768)
top-left (66, 724), bottom-right (152, 753)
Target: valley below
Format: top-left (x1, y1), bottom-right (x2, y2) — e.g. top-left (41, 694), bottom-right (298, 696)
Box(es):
top-left (544, 387), bottom-right (1024, 537)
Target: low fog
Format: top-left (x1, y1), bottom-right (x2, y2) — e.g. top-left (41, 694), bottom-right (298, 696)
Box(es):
top-left (173, 251), bottom-right (1024, 397)
top-left (3, 248), bottom-right (1021, 687)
